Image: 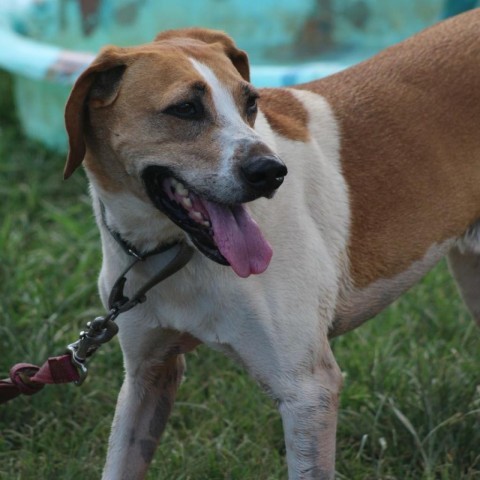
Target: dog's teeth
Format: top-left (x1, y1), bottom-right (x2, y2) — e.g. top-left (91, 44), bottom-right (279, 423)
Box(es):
top-left (191, 211), bottom-right (202, 221)
top-left (202, 220), bottom-right (211, 228)
top-left (171, 178), bottom-right (178, 187)
top-left (182, 197), bottom-right (192, 209)
top-left (176, 183), bottom-right (188, 197)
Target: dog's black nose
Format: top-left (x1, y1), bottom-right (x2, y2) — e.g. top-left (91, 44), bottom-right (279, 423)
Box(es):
top-left (241, 156), bottom-right (288, 194)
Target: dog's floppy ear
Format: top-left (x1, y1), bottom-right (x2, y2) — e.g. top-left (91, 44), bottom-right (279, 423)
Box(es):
top-left (64, 47), bottom-right (128, 179)
top-left (155, 28), bottom-right (250, 82)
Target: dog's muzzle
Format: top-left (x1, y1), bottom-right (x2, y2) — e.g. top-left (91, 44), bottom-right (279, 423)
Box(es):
top-left (142, 162), bottom-right (285, 277)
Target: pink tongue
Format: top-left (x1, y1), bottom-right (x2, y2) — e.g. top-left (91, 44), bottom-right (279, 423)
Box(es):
top-left (202, 200), bottom-right (272, 278)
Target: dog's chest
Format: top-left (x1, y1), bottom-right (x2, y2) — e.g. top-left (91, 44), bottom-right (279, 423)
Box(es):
top-left (108, 255), bottom-right (247, 337)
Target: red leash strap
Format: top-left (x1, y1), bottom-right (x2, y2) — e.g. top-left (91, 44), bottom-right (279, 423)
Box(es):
top-left (0, 242), bottom-right (194, 405)
top-left (0, 355), bottom-right (79, 404)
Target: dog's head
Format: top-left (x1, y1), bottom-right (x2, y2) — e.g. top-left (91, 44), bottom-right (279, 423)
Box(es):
top-left (64, 28), bottom-right (287, 277)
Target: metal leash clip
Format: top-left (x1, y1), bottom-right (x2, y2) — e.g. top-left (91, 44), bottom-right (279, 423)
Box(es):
top-left (66, 313), bottom-right (120, 385)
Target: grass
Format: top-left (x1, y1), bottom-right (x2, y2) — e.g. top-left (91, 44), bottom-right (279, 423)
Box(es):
top-left (0, 70), bottom-right (479, 479)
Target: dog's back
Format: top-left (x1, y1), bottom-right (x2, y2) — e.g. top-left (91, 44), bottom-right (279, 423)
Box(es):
top-left (263, 9), bottom-right (480, 335)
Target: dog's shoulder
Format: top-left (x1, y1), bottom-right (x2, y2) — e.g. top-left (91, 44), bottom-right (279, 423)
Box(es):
top-left (258, 88), bottom-right (310, 142)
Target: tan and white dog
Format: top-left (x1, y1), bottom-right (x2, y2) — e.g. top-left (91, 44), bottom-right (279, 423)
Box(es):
top-left (64, 9), bottom-right (480, 480)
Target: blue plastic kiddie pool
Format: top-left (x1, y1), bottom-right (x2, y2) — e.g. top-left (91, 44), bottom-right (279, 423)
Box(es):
top-left (0, 0), bottom-right (476, 150)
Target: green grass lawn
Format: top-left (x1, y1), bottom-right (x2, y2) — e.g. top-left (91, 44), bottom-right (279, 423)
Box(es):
top-left (0, 71), bottom-right (479, 479)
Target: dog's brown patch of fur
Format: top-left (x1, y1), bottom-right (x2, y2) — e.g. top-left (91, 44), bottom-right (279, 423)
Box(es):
top-left (259, 89), bottom-right (310, 142)
top-left (296, 11), bottom-right (480, 288)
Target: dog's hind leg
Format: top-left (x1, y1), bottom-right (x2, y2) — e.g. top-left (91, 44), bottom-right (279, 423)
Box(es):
top-left (102, 328), bottom-right (198, 480)
top-left (448, 246), bottom-right (480, 326)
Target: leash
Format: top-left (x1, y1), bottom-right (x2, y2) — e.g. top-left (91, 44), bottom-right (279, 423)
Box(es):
top-left (0, 203), bottom-right (194, 403)
top-left (67, 240), bottom-right (194, 385)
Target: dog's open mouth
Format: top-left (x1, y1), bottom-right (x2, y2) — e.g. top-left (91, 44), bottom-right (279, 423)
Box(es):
top-left (143, 167), bottom-right (272, 278)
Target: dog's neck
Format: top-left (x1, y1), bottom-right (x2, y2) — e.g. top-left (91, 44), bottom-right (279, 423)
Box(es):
top-left (98, 200), bottom-right (179, 260)
top-left (88, 177), bottom-right (184, 260)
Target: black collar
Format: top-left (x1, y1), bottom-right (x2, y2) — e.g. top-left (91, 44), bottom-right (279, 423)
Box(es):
top-left (99, 200), bottom-right (179, 261)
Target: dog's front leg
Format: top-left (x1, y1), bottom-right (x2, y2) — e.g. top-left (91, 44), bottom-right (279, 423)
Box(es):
top-left (101, 326), bottom-right (200, 480)
top-left (102, 353), bottom-right (184, 480)
top-left (277, 341), bottom-right (343, 480)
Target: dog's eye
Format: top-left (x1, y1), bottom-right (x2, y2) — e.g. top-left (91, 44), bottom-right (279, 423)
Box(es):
top-left (164, 102), bottom-right (202, 120)
top-left (246, 95), bottom-right (258, 116)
